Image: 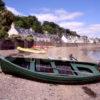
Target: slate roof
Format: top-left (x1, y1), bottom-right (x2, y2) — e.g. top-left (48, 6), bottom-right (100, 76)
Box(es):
top-left (15, 27), bottom-right (61, 42)
top-left (15, 27), bottom-right (49, 37)
top-left (15, 27), bottom-right (36, 35)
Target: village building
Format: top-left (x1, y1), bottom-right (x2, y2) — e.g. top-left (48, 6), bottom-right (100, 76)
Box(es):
top-left (8, 23), bottom-right (51, 42)
top-left (8, 23), bottom-right (99, 45)
top-left (7, 23), bottom-right (61, 46)
top-left (8, 23), bottom-right (35, 36)
top-left (61, 34), bottom-right (91, 44)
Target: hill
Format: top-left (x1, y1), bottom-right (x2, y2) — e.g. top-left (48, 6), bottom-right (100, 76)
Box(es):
top-left (0, 0), bottom-right (80, 39)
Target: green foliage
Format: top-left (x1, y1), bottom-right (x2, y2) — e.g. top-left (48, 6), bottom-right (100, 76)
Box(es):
top-left (32, 21), bottom-right (42, 33)
top-left (65, 29), bottom-right (80, 37)
top-left (0, 0), bottom-right (15, 39)
top-left (0, 29), bottom-right (8, 39)
top-left (42, 21), bottom-right (61, 34)
top-left (26, 16), bottom-right (38, 27)
top-left (25, 35), bottom-right (34, 41)
top-left (0, 0), bottom-right (5, 10)
top-left (0, 10), bottom-right (14, 38)
top-left (57, 27), bottom-right (65, 37)
top-left (0, 10), bottom-right (14, 26)
top-left (15, 16), bottom-right (42, 33)
top-left (10, 34), bottom-right (22, 40)
top-left (14, 15), bottom-right (80, 37)
top-left (15, 16), bottom-right (29, 28)
top-left (0, 0), bottom-right (80, 39)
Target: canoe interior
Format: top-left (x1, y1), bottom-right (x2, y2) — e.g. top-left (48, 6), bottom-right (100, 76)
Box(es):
top-left (4, 57), bottom-right (99, 77)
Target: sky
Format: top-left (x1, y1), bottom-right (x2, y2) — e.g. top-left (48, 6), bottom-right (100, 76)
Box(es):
top-left (4, 0), bottom-right (100, 38)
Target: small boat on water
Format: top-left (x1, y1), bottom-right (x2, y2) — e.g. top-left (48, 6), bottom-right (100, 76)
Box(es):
top-left (0, 56), bottom-right (100, 84)
top-left (17, 47), bottom-right (46, 54)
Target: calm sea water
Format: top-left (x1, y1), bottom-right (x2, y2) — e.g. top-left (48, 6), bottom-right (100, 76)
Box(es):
top-left (88, 50), bottom-right (100, 61)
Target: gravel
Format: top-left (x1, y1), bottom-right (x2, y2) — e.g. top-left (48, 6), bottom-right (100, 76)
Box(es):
top-left (0, 72), bottom-right (100, 100)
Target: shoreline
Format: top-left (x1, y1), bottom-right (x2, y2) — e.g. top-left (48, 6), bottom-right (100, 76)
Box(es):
top-left (0, 44), bottom-right (100, 100)
top-left (0, 44), bottom-right (99, 63)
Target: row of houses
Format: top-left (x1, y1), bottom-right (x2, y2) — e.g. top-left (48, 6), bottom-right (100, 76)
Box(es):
top-left (8, 23), bottom-right (60, 44)
top-left (61, 34), bottom-right (100, 44)
top-left (8, 23), bottom-right (100, 44)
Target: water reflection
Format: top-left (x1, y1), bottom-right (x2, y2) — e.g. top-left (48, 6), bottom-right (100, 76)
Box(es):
top-left (87, 50), bottom-right (100, 61)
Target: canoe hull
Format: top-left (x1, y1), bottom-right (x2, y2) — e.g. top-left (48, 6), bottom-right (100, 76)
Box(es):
top-left (1, 58), bottom-right (100, 84)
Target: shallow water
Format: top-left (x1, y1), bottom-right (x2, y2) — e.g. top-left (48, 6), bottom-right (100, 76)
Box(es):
top-left (0, 46), bottom-right (99, 62)
top-left (87, 50), bottom-right (100, 62)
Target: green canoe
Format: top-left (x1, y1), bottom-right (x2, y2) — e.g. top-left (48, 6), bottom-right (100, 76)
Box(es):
top-left (0, 56), bottom-right (100, 84)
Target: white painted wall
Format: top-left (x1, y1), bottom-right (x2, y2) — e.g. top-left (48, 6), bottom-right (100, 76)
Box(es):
top-left (61, 35), bottom-right (68, 43)
top-left (8, 23), bottom-right (19, 36)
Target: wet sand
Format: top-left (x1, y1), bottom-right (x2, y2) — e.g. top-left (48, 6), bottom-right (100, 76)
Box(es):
top-left (0, 45), bottom-right (100, 100)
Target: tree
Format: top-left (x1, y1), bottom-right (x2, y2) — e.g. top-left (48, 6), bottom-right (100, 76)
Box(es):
top-left (42, 21), bottom-right (60, 34)
top-left (26, 16), bottom-right (38, 27)
top-left (15, 16), bottom-right (29, 28)
top-left (65, 29), bottom-right (80, 37)
top-left (14, 15), bottom-right (42, 33)
top-left (14, 14), bottom-right (80, 37)
top-left (0, 0), bottom-right (5, 10)
top-left (32, 21), bottom-right (42, 33)
top-left (1, 10), bottom-right (14, 26)
top-left (57, 27), bottom-right (65, 37)
top-left (0, 29), bottom-right (8, 39)
top-left (0, 0), bottom-right (15, 39)
top-left (0, 10), bottom-right (14, 38)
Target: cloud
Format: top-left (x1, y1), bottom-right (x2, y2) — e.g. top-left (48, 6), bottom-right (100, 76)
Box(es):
top-left (59, 21), bottom-right (100, 37)
top-left (6, 6), bottom-right (23, 15)
top-left (81, 24), bottom-right (100, 37)
top-left (31, 9), bottom-right (83, 22)
top-left (34, 13), bottom-right (57, 22)
top-left (59, 21), bottom-right (84, 29)
top-left (6, 6), bottom-right (100, 38)
top-left (88, 24), bottom-right (100, 33)
top-left (30, 8), bottom-right (100, 37)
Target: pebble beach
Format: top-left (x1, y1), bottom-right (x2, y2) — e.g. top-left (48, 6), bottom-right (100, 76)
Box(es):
top-left (0, 44), bottom-right (100, 100)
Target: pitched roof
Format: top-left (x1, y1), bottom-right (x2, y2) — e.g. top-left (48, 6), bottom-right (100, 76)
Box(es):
top-left (15, 27), bottom-right (36, 35)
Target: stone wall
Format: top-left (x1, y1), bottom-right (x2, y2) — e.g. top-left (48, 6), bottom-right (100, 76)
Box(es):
top-left (0, 39), bottom-right (34, 50)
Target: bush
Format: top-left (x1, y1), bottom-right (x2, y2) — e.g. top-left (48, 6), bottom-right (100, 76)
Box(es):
top-left (0, 29), bottom-right (8, 39)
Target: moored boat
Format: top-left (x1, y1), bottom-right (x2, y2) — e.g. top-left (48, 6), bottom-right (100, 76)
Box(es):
top-left (0, 56), bottom-right (100, 84)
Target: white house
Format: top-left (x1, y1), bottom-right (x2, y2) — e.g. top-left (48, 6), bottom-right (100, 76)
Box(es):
top-left (34, 34), bottom-right (51, 42)
top-left (61, 35), bottom-right (90, 43)
top-left (8, 23), bottom-right (35, 37)
top-left (8, 23), bottom-right (51, 42)
top-left (8, 23), bottom-right (19, 36)
top-left (61, 35), bottom-right (68, 43)
top-left (88, 38), bottom-right (94, 43)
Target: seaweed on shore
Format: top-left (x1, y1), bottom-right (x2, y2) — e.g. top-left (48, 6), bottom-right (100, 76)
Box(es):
top-left (82, 86), bottom-right (97, 98)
